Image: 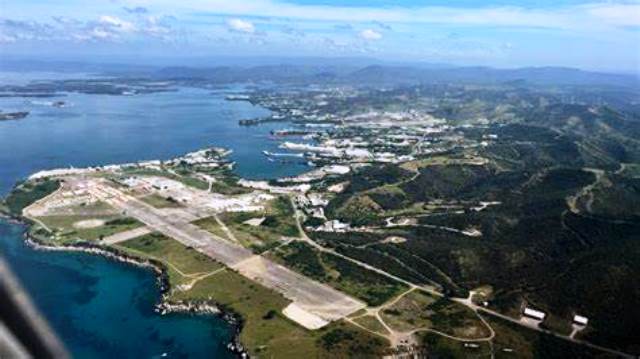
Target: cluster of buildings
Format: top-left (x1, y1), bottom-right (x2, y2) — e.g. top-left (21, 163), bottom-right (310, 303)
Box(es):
top-left (170, 147), bottom-right (233, 169)
top-left (277, 164), bottom-right (351, 183)
top-left (271, 114), bottom-right (492, 167)
top-left (29, 147), bottom-right (233, 181)
top-left (241, 87), bottom-right (501, 170)
top-left (122, 175), bottom-right (274, 213)
top-left (24, 182), bottom-right (95, 217)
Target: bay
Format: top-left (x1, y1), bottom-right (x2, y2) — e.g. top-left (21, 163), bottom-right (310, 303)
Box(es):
top-left (0, 79), bottom-right (305, 358)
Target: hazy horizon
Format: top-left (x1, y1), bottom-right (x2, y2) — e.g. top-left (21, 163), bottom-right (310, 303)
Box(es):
top-left (1, 0), bottom-right (639, 73)
top-left (1, 55), bottom-right (639, 78)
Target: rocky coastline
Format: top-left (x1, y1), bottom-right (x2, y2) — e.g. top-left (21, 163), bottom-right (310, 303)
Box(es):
top-left (4, 212), bottom-right (249, 358)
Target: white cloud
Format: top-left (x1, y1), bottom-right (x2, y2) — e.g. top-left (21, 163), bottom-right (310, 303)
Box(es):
top-left (141, 15), bottom-right (172, 37)
top-left (0, 13), bottom-right (177, 43)
top-left (359, 28), bottom-right (382, 41)
top-left (226, 18), bottom-right (255, 33)
top-left (585, 3), bottom-right (640, 27)
top-left (90, 28), bottom-right (114, 39)
top-left (0, 33), bottom-right (16, 43)
top-left (146, 0), bottom-right (640, 31)
top-left (98, 15), bottom-right (136, 32)
top-left (0, 19), bottom-right (55, 41)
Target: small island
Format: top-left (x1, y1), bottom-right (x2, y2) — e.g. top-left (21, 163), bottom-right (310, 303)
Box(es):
top-left (0, 111), bottom-right (29, 121)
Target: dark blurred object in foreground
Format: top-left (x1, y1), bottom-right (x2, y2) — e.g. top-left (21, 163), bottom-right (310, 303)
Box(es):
top-left (0, 257), bottom-right (69, 358)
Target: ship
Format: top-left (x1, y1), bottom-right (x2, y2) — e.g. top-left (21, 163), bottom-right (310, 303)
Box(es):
top-left (262, 151), bottom-right (304, 158)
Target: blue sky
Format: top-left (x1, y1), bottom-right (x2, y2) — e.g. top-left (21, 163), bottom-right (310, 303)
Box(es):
top-left (1, 0), bottom-right (639, 72)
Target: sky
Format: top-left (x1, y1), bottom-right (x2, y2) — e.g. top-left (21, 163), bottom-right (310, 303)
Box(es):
top-left (1, 0), bottom-right (639, 72)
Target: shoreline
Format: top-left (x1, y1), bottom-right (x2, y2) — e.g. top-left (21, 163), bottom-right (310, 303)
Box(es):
top-left (0, 142), bottom-right (317, 358)
top-left (1, 212), bottom-right (248, 358)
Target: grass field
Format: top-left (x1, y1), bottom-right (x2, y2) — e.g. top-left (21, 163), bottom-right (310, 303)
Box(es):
top-left (352, 315), bottom-right (390, 336)
top-left (400, 155), bottom-right (489, 172)
top-left (381, 290), bottom-right (490, 339)
top-left (207, 196), bottom-right (300, 253)
top-left (196, 212), bottom-right (283, 251)
top-left (192, 216), bottom-right (230, 240)
top-left (117, 232), bottom-right (223, 285)
top-left (117, 232), bottom-right (394, 357)
top-left (118, 234), bottom-right (390, 358)
top-left (36, 215), bottom-right (143, 243)
top-left (380, 290), bottom-right (438, 332)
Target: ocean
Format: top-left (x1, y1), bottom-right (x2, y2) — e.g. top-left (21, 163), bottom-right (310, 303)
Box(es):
top-left (0, 78), bottom-right (306, 358)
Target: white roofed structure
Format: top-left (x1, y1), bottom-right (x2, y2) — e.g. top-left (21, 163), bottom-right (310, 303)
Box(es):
top-left (523, 307), bottom-right (546, 321)
top-left (573, 315), bottom-right (589, 326)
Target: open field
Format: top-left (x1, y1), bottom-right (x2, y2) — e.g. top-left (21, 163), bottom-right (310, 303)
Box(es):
top-left (34, 215), bottom-right (143, 243)
top-left (117, 232), bottom-right (223, 284)
top-left (206, 196), bottom-right (300, 253)
top-left (192, 216), bottom-right (230, 240)
top-left (216, 211), bottom-right (288, 252)
top-left (380, 290), bottom-right (439, 332)
top-left (117, 233), bottom-right (388, 358)
top-left (381, 290), bottom-right (490, 339)
top-left (352, 315), bottom-right (390, 336)
top-left (400, 155), bottom-right (490, 172)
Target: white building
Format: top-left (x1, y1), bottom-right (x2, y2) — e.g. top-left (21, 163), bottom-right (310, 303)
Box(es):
top-left (315, 219), bottom-right (350, 232)
top-left (523, 307), bottom-right (546, 321)
top-left (573, 315), bottom-right (588, 326)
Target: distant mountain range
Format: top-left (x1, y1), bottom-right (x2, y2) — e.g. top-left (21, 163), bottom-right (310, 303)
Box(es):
top-left (144, 64), bottom-right (640, 88)
top-left (1, 57), bottom-right (638, 88)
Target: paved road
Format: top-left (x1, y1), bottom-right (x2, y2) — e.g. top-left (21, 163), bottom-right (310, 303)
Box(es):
top-left (290, 198), bottom-right (636, 357)
top-left (86, 179), bottom-right (365, 328)
top-left (452, 296), bottom-right (634, 358)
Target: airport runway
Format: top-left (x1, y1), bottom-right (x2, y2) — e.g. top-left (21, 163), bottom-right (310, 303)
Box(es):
top-left (85, 178), bottom-right (365, 328)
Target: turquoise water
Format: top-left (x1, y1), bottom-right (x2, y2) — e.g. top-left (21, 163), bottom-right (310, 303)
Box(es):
top-left (0, 82), bottom-right (307, 357)
top-left (0, 221), bottom-right (233, 358)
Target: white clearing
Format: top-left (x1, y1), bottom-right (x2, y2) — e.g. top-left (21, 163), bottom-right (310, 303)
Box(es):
top-left (243, 217), bottom-right (266, 226)
top-left (383, 236), bottom-right (407, 244)
top-left (282, 303), bottom-right (329, 330)
top-left (73, 219), bottom-right (106, 229)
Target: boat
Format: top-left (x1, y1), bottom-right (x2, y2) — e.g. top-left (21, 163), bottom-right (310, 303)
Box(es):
top-left (262, 151), bottom-right (304, 158)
